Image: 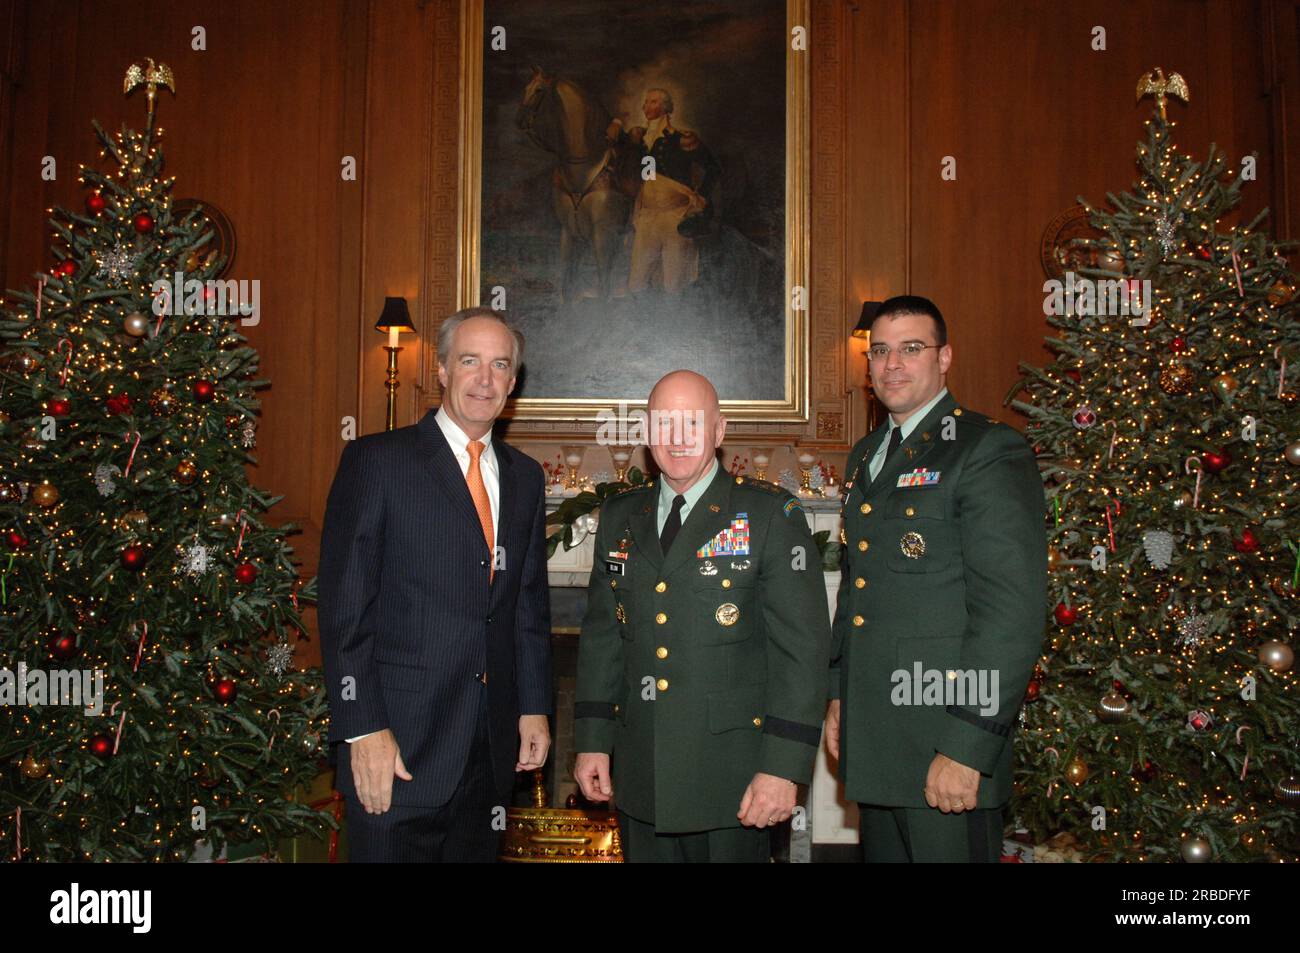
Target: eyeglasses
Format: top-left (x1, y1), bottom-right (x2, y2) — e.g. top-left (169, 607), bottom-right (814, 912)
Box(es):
top-left (867, 342), bottom-right (941, 363)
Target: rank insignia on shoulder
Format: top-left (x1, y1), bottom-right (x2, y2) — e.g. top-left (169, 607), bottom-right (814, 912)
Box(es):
top-left (897, 469), bottom-right (941, 488)
top-left (697, 515), bottom-right (751, 557)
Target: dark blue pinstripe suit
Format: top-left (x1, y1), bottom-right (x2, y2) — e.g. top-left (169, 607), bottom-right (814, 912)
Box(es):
top-left (318, 410), bottom-right (553, 817)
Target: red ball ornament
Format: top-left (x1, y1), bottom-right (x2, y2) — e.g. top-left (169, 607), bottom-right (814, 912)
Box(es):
top-left (6, 529), bottom-right (28, 550)
top-left (1053, 602), bottom-right (1079, 626)
top-left (1024, 680), bottom-right (1040, 702)
top-left (1112, 679), bottom-right (1124, 692)
top-left (52, 260), bottom-right (75, 278)
top-left (48, 632), bottom-right (79, 661)
top-left (89, 734), bottom-right (114, 758)
top-left (1170, 336), bottom-right (1187, 353)
top-left (1201, 449), bottom-right (1232, 474)
top-left (1233, 528), bottom-right (1260, 554)
top-left (1065, 369), bottom-right (1082, 383)
top-left (1195, 245), bottom-right (1212, 261)
top-left (120, 544), bottom-right (147, 571)
top-left (105, 393), bottom-right (132, 415)
top-left (213, 678), bottom-right (238, 703)
top-left (47, 397), bottom-right (71, 417)
top-left (192, 379), bottom-right (216, 403)
top-left (133, 212), bottom-right (155, 234)
top-left (234, 562), bottom-right (258, 585)
top-left (85, 191), bottom-right (106, 214)
top-left (1133, 759), bottom-right (1156, 783)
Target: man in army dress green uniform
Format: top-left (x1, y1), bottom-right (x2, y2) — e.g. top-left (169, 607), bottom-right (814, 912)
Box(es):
top-left (575, 370), bottom-right (829, 862)
top-left (825, 296), bottom-right (1046, 862)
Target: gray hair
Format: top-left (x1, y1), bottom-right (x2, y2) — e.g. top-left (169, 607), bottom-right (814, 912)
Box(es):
top-left (436, 306), bottom-right (524, 373)
top-left (647, 87), bottom-right (674, 114)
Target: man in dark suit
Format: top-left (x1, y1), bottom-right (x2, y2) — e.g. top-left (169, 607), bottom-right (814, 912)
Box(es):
top-left (824, 295), bottom-right (1046, 862)
top-left (318, 307), bottom-right (553, 862)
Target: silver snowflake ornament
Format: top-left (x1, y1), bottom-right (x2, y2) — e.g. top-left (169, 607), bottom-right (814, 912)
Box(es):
top-left (178, 542), bottom-right (212, 578)
top-left (96, 244), bottom-right (138, 283)
top-left (240, 420), bottom-right (257, 448)
top-left (267, 640), bottom-right (294, 676)
top-left (1175, 609), bottom-right (1210, 650)
top-left (1155, 210), bottom-right (1182, 258)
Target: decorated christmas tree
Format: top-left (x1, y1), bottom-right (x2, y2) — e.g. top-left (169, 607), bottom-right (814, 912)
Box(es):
top-left (1009, 71), bottom-right (1300, 862)
top-left (0, 64), bottom-right (329, 861)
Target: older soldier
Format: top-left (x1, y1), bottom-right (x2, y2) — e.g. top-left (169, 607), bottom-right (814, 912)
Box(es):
top-left (575, 370), bottom-right (829, 862)
top-left (825, 295), bottom-right (1046, 863)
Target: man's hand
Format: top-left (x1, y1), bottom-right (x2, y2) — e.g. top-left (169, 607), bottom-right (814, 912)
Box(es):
top-left (825, 699), bottom-right (841, 760)
top-left (350, 729), bottom-right (412, 815)
top-left (737, 772), bottom-right (797, 828)
top-left (924, 753), bottom-right (980, 813)
top-left (516, 714), bottom-right (551, 771)
top-left (574, 752), bottom-right (613, 802)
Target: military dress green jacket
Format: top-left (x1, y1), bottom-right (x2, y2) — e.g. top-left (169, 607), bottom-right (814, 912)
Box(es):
top-left (830, 392), bottom-right (1046, 809)
top-left (575, 467), bottom-right (830, 833)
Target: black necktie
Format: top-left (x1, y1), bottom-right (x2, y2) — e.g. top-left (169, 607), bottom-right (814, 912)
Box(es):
top-left (882, 426), bottom-right (903, 469)
top-left (660, 494), bottom-right (686, 554)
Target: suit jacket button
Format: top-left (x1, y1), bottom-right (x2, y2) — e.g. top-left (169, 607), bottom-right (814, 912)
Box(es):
top-left (860, 503), bottom-right (871, 515)
top-left (858, 539), bottom-right (869, 552)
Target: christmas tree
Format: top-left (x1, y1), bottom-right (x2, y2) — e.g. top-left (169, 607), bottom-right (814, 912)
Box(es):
top-left (1009, 71), bottom-right (1300, 862)
top-left (0, 64), bottom-right (330, 861)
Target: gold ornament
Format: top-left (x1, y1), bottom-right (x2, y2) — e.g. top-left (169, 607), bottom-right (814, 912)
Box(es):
top-left (31, 483), bottom-right (59, 508)
top-left (1268, 281), bottom-right (1295, 306)
top-left (1172, 490), bottom-right (1193, 509)
top-left (20, 754), bottom-right (51, 779)
top-left (1258, 640), bottom-right (1294, 673)
top-left (1159, 362), bottom-right (1194, 395)
top-left (1180, 836), bottom-right (1212, 863)
top-left (1210, 373), bottom-right (1239, 403)
top-left (1047, 546), bottom-right (1063, 571)
top-left (0, 410), bottom-right (9, 427)
top-left (123, 312), bottom-right (150, 337)
top-left (1285, 442), bottom-right (1300, 466)
top-left (121, 509), bottom-right (151, 532)
top-left (1098, 693), bottom-right (1132, 723)
top-left (123, 57), bottom-right (175, 119)
top-left (1270, 577), bottom-right (1298, 600)
top-left (1276, 777), bottom-right (1300, 807)
top-left (173, 460), bottom-right (198, 485)
top-left (1065, 756), bottom-right (1089, 786)
top-left (149, 388), bottom-right (176, 415)
top-left (1135, 68), bottom-right (1189, 121)
top-left (15, 351), bottom-right (39, 373)
top-left (1281, 390), bottom-right (1299, 407)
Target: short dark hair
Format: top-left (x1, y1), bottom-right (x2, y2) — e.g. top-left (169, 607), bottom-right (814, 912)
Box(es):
top-left (871, 295), bottom-right (947, 347)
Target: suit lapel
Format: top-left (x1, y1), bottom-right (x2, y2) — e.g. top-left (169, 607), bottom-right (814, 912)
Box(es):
top-left (417, 411), bottom-right (487, 550)
top-left (627, 489), bottom-right (663, 571)
top-left (865, 392), bottom-right (959, 498)
top-left (661, 467), bottom-right (733, 580)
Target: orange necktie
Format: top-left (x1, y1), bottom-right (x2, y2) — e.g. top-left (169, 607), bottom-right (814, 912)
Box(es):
top-left (467, 439), bottom-right (495, 579)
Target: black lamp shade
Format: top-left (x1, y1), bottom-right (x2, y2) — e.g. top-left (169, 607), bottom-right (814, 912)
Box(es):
top-left (375, 296), bottom-right (415, 333)
top-left (852, 300), bottom-right (881, 339)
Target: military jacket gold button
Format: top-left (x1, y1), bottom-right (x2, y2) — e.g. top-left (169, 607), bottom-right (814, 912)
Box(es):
top-left (655, 612), bottom-right (668, 624)
top-left (853, 615), bottom-right (864, 627)
top-left (656, 678), bottom-right (669, 692)
top-left (655, 581), bottom-right (667, 593)
top-left (855, 577), bottom-right (866, 589)
top-left (656, 646), bottom-right (669, 659)
top-left (721, 578), bottom-right (732, 589)
top-left (905, 506), bottom-right (915, 517)
top-left (752, 717), bottom-right (762, 728)
top-left (860, 503), bottom-right (871, 515)
top-left (858, 539), bottom-right (869, 552)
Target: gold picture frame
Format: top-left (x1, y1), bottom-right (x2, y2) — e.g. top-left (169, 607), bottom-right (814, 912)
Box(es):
top-left (455, 0), bottom-right (808, 423)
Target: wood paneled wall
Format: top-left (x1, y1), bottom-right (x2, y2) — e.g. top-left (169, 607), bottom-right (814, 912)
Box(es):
top-left (1, 1), bottom-right (1295, 665)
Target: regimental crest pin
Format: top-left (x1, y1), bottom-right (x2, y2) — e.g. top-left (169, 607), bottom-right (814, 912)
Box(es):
top-left (900, 531), bottom-right (926, 559)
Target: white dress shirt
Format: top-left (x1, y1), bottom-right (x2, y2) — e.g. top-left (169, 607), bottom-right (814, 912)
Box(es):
top-left (346, 408), bottom-right (500, 744)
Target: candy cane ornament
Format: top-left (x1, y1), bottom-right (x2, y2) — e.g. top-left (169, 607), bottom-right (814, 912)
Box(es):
top-left (1185, 456), bottom-right (1203, 509)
